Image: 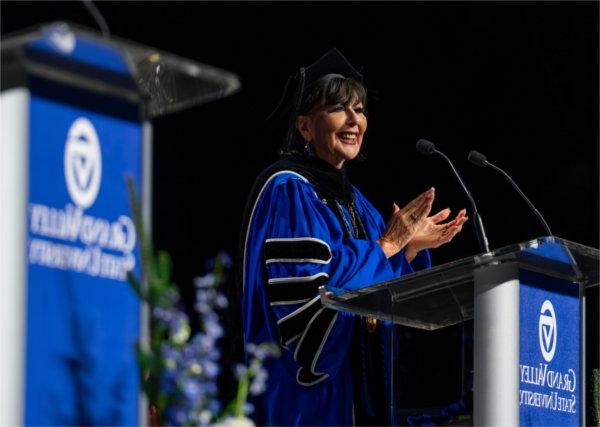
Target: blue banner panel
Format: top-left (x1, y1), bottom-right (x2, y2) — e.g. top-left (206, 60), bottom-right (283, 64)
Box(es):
top-left (519, 270), bottom-right (580, 426)
top-left (26, 93), bottom-right (142, 425)
top-left (28, 23), bottom-right (130, 76)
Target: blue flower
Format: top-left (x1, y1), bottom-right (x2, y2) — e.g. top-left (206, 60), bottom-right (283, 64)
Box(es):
top-left (208, 398), bottom-right (221, 414)
top-left (202, 310), bottom-right (219, 325)
top-left (195, 301), bottom-right (211, 314)
top-left (249, 367), bottom-right (269, 396)
top-left (249, 381), bottom-right (266, 396)
top-left (153, 306), bottom-right (173, 323)
top-left (204, 318), bottom-right (224, 339)
top-left (195, 273), bottom-right (215, 288)
top-left (203, 359), bottom-right (220, 379)
top-left (246, 342), bottom-right (281, 361)
top-left (181, 378), bottom-right (203, 401)
top-left (202, 381), bottom-right (217, 394)
top-left (191, 333), bottom-right (214, 354)
top-left (242, 402), bottom-right (255, 416)
top-left (216, 251), bottom-right (232, 268)
top-left (234, 363), bottom-right (247, 380)
top-left (245, 343), bottom-right (257, 356)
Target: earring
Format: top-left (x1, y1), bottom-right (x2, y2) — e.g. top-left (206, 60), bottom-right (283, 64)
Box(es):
top-left (304, 141), bottom-right (310, 152)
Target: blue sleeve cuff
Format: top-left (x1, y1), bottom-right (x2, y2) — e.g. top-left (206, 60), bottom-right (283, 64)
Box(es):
top-left (408, 249), bottom-right (432, 272)
top-left (388, 248), bottom-right (432, 276)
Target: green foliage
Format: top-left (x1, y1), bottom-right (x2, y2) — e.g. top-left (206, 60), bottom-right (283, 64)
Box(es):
top-left (125, 175), bottom-right (173, 417)
top-left (593, 368), bottom-right (600, 427)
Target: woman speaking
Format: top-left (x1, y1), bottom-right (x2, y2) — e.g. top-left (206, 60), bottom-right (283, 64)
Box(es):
top-left (238, 48), bottom-right (467, 426)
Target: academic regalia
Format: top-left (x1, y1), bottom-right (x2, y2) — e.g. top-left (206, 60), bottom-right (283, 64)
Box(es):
top-left (239, 154), bottom-right (431, 426)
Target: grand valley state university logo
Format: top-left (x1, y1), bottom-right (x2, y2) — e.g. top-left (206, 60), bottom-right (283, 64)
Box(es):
top-left (27, 116), bottom-right (137, 281)
top-left (519, 297), bottom-right (577, 416)
top-left (64, 117), bottom-right (102, 209)
top-left (539, 300), bottom-right (557, 363)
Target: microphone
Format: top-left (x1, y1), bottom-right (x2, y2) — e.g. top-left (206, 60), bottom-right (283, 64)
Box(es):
top-left (468, 150), bottom-right (553, 236)
top-left (416, 139), bottom-right (436, 155)
top-left (416, 139), bottom-right (490, 253)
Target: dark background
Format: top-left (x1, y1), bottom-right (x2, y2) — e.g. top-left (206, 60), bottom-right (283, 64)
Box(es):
top-left (3, 0), bottom-right (598, 418)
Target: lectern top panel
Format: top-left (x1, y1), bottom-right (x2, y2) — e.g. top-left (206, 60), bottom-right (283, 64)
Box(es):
top-left (1, 22), bottom-right (241, 119)
top-left (321, 236), bottom-right (599, 330)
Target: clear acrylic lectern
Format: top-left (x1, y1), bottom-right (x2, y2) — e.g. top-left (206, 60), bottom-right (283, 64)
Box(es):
top-left (320, 236), bottom-right (598, 426)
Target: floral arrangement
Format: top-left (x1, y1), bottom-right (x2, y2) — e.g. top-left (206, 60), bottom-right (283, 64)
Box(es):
top-left (125, 177), bottom-right (279, 426)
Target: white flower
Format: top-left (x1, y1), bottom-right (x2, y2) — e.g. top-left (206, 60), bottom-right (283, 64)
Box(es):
top-left (214, 416), bottom-right (255, 427)
top-left (171, 322), bottom-right (191, 345)
top-left (199, 409), bottom-right (212, 425)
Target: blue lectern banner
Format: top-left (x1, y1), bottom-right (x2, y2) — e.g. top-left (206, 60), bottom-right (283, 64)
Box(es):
top-left (25, 93), bottom-right (142, 425)
top-left (519, 270), bottom-right (580, 426)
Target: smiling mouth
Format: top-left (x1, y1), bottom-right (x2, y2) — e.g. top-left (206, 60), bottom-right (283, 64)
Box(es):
top-left (337, 132), bottom-right (358, 144)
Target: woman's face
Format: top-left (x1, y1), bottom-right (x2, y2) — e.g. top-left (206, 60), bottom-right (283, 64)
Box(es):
top-left (297, 97), bottom-right (367, 169)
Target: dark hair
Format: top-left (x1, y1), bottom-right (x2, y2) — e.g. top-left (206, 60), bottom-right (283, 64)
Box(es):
top-left (279, 76), bottom-right (368, 157)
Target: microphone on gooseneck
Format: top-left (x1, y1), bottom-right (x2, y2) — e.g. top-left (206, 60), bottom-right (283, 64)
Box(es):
top-left (416, 139), bottom-right (491, 253)
top-left (468, 150), bottom-right (553, 237)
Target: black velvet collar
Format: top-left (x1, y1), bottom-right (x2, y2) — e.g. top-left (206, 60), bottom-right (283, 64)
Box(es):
top-left (268, 154), bottom-right (355, 204)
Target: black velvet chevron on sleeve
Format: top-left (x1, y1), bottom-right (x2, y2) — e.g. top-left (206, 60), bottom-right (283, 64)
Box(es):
top-left (264, 238), bottom-right (331, 263)
top-left (267, 273), bottom-right (329, 305)
top-left (295, 308), bottom-right (339, 386)
top-left (277, 297), bottom-right (322, 347)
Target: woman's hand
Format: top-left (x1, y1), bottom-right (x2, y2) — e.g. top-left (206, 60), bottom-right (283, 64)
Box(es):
top-left (404, 208), bottom-right (469, 262)
top-left (377, 188), bottom-right (435, 258)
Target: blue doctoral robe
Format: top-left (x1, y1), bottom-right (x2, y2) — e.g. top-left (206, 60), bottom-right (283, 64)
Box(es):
top-left (240, 155), bottom-right (430, 426)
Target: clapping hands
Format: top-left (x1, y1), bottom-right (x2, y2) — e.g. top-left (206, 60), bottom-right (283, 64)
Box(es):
top-left (377, 187), bottom-right (468, 260)
top-left (377, 187), bottom-right (435, 258)
top-left (404, 207), bottom-right (468, 261)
